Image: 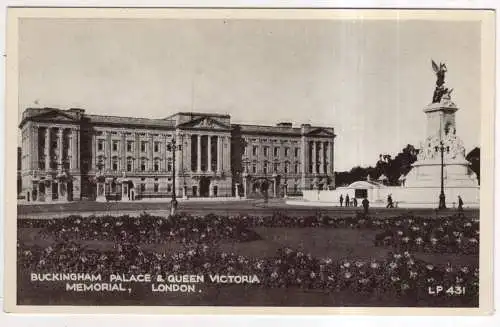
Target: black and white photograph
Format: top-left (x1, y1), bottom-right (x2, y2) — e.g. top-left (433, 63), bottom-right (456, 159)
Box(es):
top-left (4, 8), bottom-right (495, 314)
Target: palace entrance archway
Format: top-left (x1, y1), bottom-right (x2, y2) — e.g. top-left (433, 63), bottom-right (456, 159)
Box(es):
top-left (199, 176), bottom-right (210, 197)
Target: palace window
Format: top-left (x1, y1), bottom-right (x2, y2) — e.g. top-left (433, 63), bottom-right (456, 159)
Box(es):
top-left (140, 183), bottom-right (146, 193)
top-left (167, 159), bottom-right (172, 172)
top-left (294, 163), bottom-right (299, 174)
top-left (273, 163), bottom-right (279, 173)
top-left (154, 160), bottom-right (159, 172)
top-left (153, 179), bottom-right (159, 192)
top-left (97, 139), bottom-right (104, 151)
top-left (252, 164), bottom-right (256, 174)
top-left (284, 147), bottom-right (290, 157)
top-left (263, 162), bottom-right (268, 174)
top-left (263, 147), bottom-right (269, 157)
top-left (252, 146), bottom-right (258, 156)
top-left (154, 141), bottom-right (160, 152)
top-left (127, 141), bottom-right (133, 152)
top-left (112, 158), bottom-right (118, 171)
top-left (141, 141), bottom-right (147, 152)
top-left (167, 184), bottom-right (172, 193)
top-left (284, 162), bottom-right (289, 174)
top-left (112, 140), bottom-right (118, 152)
top-left (126, 158), bottom-right (132, 172)
top-left (274, 147), bottom-right (279, 157)
top-left (295, 148), bottom-right (300, 157)
top-left (97, 156), bottom-right (105, 170)
top-left (140, 159), bottom-right (146, 172)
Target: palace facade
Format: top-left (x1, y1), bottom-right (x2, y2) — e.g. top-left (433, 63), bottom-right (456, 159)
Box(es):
top-left (19, 108), bottom-right (335, 202)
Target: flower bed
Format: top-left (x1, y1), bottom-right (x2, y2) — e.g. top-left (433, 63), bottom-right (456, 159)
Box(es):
top-left (34, 213), bottom-right (262, 244)
top-left (18, 241), bottom-right (479, 299)
top-left (374, 216), bottom-right (479, 254)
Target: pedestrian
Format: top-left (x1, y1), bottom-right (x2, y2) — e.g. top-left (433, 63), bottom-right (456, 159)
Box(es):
top-left (353, 197), bottom-right (358, 207)
top-left (345, 194), bottom-right (350, 207)
top-left (362, 197), bottom-right (369, 216)
top-left (458, 195), bottom-right (464, 212)
top-left (339, 194), bottom-right (343, 207)
top-left (386, 194), bottom-right (394, 208)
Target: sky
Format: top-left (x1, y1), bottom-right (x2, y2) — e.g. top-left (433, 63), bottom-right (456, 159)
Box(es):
top-left (18, 18), bottom-right (481, 171)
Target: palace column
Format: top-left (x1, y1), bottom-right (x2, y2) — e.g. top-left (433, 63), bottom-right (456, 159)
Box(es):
top-left (57, 128), bottom-right (64, 169)
top-left (106, 131), bottom-right (112, 171)
top-left (57, 128), bottom-right (64, 200)
top-left (32, 125), bottom-right (39, 170)
top-left (182, 133), bottom-right (191, 173)
top-left (121, 131), bottom-right (126, 171)
top-left (207, 135), bottom-right (212, 172)
top-left (77, 129), bottom-right (80, 170)
top-left (323, 141), bottom-right (328, 175)
top-left (135, 133), bottom-right (140, 172)
top-left (330, 141), bottom-right (335, 176)
top-left (197, 134), bottom-right (202, 172)
top-left (217, 136), bottom-right (222, 173)
top-left (45, 127), bottom-right (51, 171)
top-left (91, 131), bottom-right (96, 172)
top-left (164, 134), bottom-right (168, 171)
top-left (311, 141), bottom-right (317, 174)
top-left (224, 136), bottom-right (230, 173)
top-left (44, 128), bottom-right (53, 201)
top-left (149, 133), bottom-right (154, 171)
top-left (319, 141), bottom-right (324, 174)
top-left (70, 128), bottom-right (77, 170)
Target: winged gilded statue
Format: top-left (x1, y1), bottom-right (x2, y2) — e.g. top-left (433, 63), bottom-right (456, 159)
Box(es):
top-left (431, 60), bottom-right (452, 103)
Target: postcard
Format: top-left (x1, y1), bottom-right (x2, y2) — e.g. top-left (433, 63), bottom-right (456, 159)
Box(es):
top-left (3, 7), bottom-right (495, 315)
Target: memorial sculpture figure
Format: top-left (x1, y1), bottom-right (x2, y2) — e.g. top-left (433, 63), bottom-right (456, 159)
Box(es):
top-left (432, 60), bottom-right (453, 104)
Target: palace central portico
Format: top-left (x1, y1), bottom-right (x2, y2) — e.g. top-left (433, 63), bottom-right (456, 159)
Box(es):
top-left (19, 108), bottom-right (335, 203)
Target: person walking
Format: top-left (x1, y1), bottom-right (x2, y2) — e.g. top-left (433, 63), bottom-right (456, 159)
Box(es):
top-left (339, 194), bottom-right (344, 207)
top-left (345, 194), bottom-right (350, 207)
top-left (362, 197), bottom-right (369, 216)
top-left (353, 197), bottom-right (358, 207)
top-left (386, 194), bottom-right (394, 208)
top-left (458, 195), bottom-right (464, 212)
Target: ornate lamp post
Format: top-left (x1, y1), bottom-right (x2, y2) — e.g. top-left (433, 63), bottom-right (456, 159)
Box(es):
top-left (167, 137), bottom-right (182, 216)
top-left (435, 141), bottom-right (447, 209)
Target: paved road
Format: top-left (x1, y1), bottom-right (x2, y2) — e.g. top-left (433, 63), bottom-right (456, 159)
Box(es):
top-left (17, 199), bottom-right (476, 219)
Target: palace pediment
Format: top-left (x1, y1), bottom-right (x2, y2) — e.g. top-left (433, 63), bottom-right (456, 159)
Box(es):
top-left (178, 116), bottom-right (231, 130)
top-left (306, 127), bottom-right (336, 137)
top-left (28, 109), bottom-right (80, 123)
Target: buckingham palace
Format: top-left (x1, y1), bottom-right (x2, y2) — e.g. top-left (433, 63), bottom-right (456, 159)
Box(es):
top-left (19, 108), bottom-right (336, 202)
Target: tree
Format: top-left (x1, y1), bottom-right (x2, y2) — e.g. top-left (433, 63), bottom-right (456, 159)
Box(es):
top-left (335, 144), bottom-right (418, 186)
top-left (466, 147), bottom-right (480, 184)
